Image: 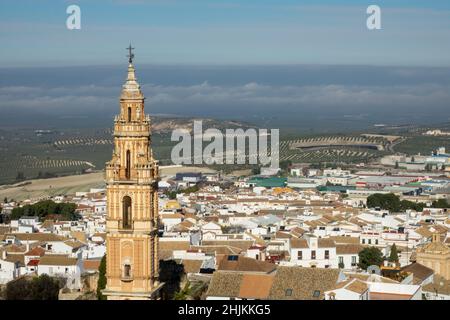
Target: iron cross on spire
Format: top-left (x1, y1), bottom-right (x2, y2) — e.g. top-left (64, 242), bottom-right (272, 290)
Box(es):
top-left (126, 44), bottom-right (135, 63)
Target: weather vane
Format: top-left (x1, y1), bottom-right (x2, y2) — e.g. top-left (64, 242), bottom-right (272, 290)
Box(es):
top-left (127, 44), bottom-right (135, 63)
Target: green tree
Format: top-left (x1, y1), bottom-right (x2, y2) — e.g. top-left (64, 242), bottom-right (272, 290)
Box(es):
top-left (367, 193), bottom-right (425, 212)
top-left (173, 281), bottom-right (192, 300)
top-left (30, 274), bottom-right (60, 300)
top-left (431, 199), bottom-right (449, 209)
top-left (10, 200), bottom-right (78, 220)
top-left (6, 275), bottom-right (60, 300)
top-left (400, 200), bottom-right (425, 212)
top-left (166, 190), bottom-right (177, 200)
top-left (159, 260), bottom-right (185, 300)
top-left (97, 255), bottom-right (107, 300)
top-left (388, 244), bottom-right (399, 263)
top-left (367, 193), bottom-right (402, 212)
top-left (5, 278), bottom-right (33, 300)
top-left (358, 247), bottom-right (384, 270)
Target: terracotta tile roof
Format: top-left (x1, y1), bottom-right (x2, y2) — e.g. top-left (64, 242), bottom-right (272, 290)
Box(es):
top-left (191, 245), bottom-right (243, 255)
top-left (202, 240), bottom-right (254, 251)
top-left (369, 292), bottom-right (413, 300)
top-left (0, 226), bottom-right (12, 235)
top-left (64, 240), bottom-right (86, 249)
top-left (70, 231), bottom-right (87, 243)
top-left (206, 271), bottom-right (244, 298)
top-left (159, 241), bottom-right (190, 251)
top-left (290, 239), bottom-right (308, 249)
top-left (161, 213), bottom-right (184, 219)
top-left (27, 259), bottom-right (40, 267)
top-left (290, 227), bottom-right (307, 238)
top-left (333, 278), bottom-right (352, 290)
top-left (183, 213), bottom-right (198, 220)
top-left (171, 220), bottom-right (196, 232)
top-left (2, 244), bottom-right (27, 253)
top-left (217, 255), bottom-right (276, 273)
top-left (243, 232), bottom-right (266, 246)
top-left (318, 239), bottom-right (336, 248)
top-left (336, 244), bottom-right (364, 255)
top-left (25, 246), bottom-right (46, 257)
top-left (346, 279), bottom-right (368, 294)
top-left (238, 274), bottom-right (274, 299)
top-left (4, 233), bottom-right (67, 242)
top-left (329, 236), bottom-right (360, 245)
top-left (159, 250), bottom-right (173, 261)
top-left (83, 259), bottom-right (101, 271)
top-left (401, 263), bottom-right (434, 285)
top-left (275, 231), bottom-right (292, 239)
top-left (414, 226), bottom-right (433, 238)
top-left (39, 255), bottom-right (78, 266)
top-left (422, 275), bottom-right (450, 295)
top-left (268, 267), bottom-right (342, 300)
top-left (159, 240), bottom-right (191, 260)
top-left (4, 254), bottom-right (25, 265)
top-left (180, 220), bottom-right (195, 228)
top-left (291, 238), bottom-right (336, 249)
top-left (180, 259), bottom-right (203, 274)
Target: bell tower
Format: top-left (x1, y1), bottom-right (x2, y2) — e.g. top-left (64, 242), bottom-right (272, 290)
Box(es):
top-left (103, 46), bottom-right (161, 300)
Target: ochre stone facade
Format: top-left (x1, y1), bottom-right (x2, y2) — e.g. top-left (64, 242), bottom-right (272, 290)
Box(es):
top-left (103, 57), bottom-right (161, 300)
top-left (416, 234), bottom-right (450, 281)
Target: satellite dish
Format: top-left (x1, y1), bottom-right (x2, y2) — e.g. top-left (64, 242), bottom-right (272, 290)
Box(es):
top-left (367, 265), bottom-right (381, 275)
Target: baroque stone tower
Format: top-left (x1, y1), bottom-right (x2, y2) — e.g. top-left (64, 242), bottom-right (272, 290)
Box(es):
top-left (103, 47), bottom-right (161, 300)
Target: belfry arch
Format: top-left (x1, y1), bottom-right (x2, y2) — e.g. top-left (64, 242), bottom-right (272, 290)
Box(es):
top-left (127, 107), bottom-right (132, 122)
top-left (125, 150), bottom-right (131, 179)
top-left (122, 196), bottom-right (132, 229)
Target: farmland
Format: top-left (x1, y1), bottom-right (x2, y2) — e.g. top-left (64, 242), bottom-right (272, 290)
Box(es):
top-left (278, 135), bottom-right (393, 164)
top-left (394, 135), bottom-right (450, 155)
top-left (0, 117), bottom-right (249, 185)
top-left (0, 118), bottom-right (448, 186)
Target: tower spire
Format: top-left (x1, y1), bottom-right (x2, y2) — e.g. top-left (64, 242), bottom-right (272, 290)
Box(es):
top-left (121, 45), bottom-right (142, 99)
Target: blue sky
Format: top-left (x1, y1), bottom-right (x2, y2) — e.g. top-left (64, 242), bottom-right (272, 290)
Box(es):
top-left (1, 0), bottom-right (450, 67)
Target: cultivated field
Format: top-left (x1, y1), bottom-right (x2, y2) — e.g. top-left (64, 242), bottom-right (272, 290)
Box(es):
top-left (1, 120), bottom-right (448, 186)
top-left (0, 172), bottom-right (105, 202)
top-left (0, 117), bottom-right (251, 185)
top-left (0, 166), bottom-right (217, 201)
top-left (395, 135), bottom-right (450, 155)
top-left (278, 134), bottom-right (394, 164)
